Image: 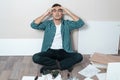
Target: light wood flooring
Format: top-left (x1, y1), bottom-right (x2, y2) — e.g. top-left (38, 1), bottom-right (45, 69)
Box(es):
top-left (1, 51), bottom-right (120, 80)
top-left (0, 55), bottom-right (92, 80)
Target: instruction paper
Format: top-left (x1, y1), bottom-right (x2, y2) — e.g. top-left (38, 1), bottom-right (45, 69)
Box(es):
top-left (96, 73), bottom-right (106, 80)
top-left (78, 64), bottom-right (100, 78)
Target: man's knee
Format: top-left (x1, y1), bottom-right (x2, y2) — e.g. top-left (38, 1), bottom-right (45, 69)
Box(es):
top-left (32, 53), bottom-right (40, 64)
top-left (74, 53), bottom-right (83, 62)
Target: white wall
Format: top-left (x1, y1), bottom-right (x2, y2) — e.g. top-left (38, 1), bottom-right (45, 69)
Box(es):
top-left (0, 21), bottom-right (119, 55)
top-left (0, 0), bottom-right (120, 55)
top-left (0, 39), bottom-right (43, 56)
top-left (78, 21), bottom-right (120, 54)
top-left (0, 0), bottom-right (120, 38)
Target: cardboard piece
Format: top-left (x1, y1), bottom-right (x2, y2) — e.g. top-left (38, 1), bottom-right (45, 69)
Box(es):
top-left (90, 53), bottom-right (120, 65)
top-left (91, 61), bottom-right (107, 68)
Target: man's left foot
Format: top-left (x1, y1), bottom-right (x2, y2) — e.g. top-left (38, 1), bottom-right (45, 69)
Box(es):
top-left (67, 67), bottom-right (73, 72)
top-left (40, 65), bottom-right (59, 76)
top-left (40, 66), bottom-right (51, 75)
top-left (40, 67), bottom-right (59, 78)
top-left (51, 70), bottom-right (59, 78)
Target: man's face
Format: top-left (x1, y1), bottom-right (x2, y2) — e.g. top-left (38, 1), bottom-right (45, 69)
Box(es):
top-left (51, 6), bottom-right (63, 20)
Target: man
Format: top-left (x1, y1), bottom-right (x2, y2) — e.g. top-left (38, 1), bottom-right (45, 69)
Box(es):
top-left (31, 3), bottom-right (84, 74)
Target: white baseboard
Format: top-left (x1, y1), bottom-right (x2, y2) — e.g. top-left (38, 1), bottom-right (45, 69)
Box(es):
top-left (0, 39), bottom-right (43, 56)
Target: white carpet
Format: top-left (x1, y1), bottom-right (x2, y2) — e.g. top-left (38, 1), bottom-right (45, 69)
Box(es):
top-left (22, 74), bottom-right (62, 80)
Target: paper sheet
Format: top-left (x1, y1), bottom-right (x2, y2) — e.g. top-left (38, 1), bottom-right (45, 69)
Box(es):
top-left (22, 76), bottom-right (35, 80)
top-left (22, 74), bottom-right (62, 80)
top-left (96, 73), bottom-right (106, 80)
top-left (84, 77), bottom-right (93, 80)
top-left (106, 62), bottom-right (120, 80)
top-left (78, 64), bottom-right (101, 78)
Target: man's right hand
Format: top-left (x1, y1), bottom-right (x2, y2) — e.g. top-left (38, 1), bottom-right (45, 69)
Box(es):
top-left (34, 8), bottom-right (52, 24)
top-left (44, 8), bottom-right (52, 17)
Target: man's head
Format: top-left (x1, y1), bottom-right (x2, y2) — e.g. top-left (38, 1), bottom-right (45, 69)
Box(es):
top-left (51, 3), bottom-right (63, 20)
top-left (52, 3), bottom-right (61, 8)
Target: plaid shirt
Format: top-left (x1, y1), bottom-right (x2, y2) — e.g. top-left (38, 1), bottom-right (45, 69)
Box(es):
top-left (31, 19), bottom-right (84, 53)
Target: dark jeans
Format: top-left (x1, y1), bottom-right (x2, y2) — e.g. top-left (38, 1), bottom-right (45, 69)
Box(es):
top-left (32, 48), bottom-right (83, 70)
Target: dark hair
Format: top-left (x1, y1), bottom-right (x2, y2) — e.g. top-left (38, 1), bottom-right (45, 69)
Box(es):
top-left (52, 3), bottom-right (61, 8)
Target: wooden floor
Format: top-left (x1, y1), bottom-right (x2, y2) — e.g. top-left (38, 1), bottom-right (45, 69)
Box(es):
top-left (0, 50), bottom-right (120, 80)
top-left (0, 55), bottom-right (91, 80)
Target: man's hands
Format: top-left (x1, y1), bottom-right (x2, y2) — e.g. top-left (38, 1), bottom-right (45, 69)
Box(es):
top-left (44, 7), bottom-right (75, 17)
top-left (34, 8), bottom-right (52, 24)
top-left (44, 8), bottom-right (52, 17)
top-left (60, 7), bottom-right (79, 21)
top-left (44, 7), bottom-right (70, 16)
top-left (34, 6), bottom-right (80, 24)
top-left (60, 7), bottom-right (70, 15)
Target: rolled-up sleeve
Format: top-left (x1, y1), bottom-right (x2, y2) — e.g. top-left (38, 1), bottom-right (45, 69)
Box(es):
top-left (30, 20), bottom-right (49, 30)
top-left (68, 19), bottom-right (85, 31)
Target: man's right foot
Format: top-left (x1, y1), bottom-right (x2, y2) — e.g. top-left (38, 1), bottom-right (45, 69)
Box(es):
top-left (40, 66), bottom-right (60, 78)
top-left (51, 70), bottom-right (59, 78)
top-left (40, 66), bottom-right (52, 75)
top-left (40, 65), bottom-right (59, 74)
